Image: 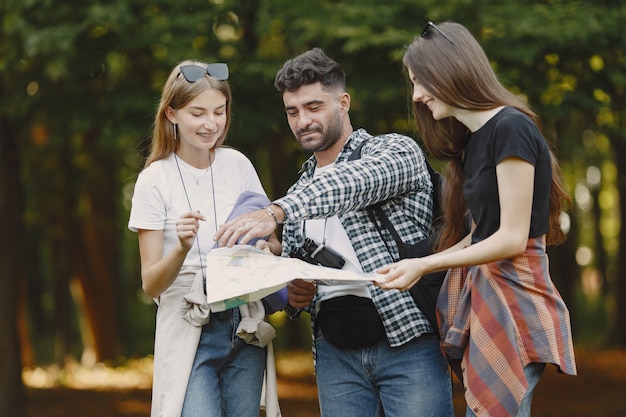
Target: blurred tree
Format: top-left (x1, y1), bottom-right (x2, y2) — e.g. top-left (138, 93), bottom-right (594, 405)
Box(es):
top-left (0, 125), bottom-right (26, 416)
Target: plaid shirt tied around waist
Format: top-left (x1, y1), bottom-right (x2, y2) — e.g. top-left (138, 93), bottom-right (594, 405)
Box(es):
top-left (437, 235), bottom-right (577, 417)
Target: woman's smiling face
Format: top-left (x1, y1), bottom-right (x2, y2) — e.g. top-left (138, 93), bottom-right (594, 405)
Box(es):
top-left (167, 87), bottom-right (227, 153)
top-left (408, 68), bottom-right (455, 121)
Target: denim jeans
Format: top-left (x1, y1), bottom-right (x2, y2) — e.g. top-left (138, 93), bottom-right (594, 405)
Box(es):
top-left (181, 308), bottom-right (266, 417)
top-left (465, 362), bottom-right (546, 417)
top-left (315, 333), bottom-right (454, 417)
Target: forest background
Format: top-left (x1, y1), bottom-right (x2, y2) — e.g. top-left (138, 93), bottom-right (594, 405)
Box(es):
top-left (1, 0), bottom-right (625, 416)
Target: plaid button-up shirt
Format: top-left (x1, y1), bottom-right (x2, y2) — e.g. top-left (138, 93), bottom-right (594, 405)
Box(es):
top-left (277, 128), bottom-right (434, 351)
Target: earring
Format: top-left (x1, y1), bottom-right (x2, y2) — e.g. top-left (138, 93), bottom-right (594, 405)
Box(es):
top-left (173, 123), bottom-right (178, 141)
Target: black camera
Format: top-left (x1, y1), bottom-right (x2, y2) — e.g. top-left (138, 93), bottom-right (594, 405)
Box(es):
top-left (289, 238), bottom-right (346, 269)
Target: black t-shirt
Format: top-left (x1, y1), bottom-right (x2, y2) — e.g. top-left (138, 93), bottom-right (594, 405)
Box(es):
top-left (464, 107), bottom-right (551, 243)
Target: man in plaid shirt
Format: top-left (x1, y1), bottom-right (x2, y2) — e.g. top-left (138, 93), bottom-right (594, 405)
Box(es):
top-left (216, 48), bottom-right (453, 417)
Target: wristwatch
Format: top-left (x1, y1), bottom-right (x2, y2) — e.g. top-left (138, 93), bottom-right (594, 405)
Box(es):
top-left (285, 303), bottom-right (303, 320)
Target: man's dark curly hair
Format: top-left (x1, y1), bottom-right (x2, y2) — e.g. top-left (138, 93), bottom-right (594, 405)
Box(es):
top-left (274, 47), bottom-right (346, 93)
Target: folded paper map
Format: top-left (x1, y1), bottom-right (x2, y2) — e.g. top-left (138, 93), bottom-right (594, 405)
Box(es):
top-left (205, 245), bottom-right (381, 311)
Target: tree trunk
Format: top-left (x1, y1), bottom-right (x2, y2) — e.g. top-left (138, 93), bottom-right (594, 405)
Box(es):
top-left (591, 186), bottom-right (610, 297)
top-left (0, 121), bottom-right (26, 417)
top-left (39, 137), bottom-right (77, 367)
top-left (71, 140), bottom-right (122, 363)
top-left (613, 140), bottom-right (626, 347)
top-left (547, 209), bottom-right (580, 317)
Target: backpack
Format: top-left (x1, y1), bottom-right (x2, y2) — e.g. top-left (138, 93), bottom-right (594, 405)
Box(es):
top-left (348, 139), bottom-right (446, 331)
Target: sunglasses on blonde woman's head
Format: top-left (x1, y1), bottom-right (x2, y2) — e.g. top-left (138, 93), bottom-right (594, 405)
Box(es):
top-left (179, 63), bottom-right (229, 83)
top-left (421, 21), bottom-right (454, 45)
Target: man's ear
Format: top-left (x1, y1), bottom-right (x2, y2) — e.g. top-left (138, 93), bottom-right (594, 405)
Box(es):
top-left (339, 92), bottom-right (351, 113)
top-left (165, 106), bottom-right (177, 124)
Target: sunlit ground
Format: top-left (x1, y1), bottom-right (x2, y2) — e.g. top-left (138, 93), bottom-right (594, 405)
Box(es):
top-left (23, 356), bottom-right (154, 390)
top-left (22, 349), bottom-right (626, 417)
top-left (24, 348), bottom-right (626, 389)
top-left (23, 350), bottom-right (316, 391)
top-left (22, 348), bottom-right (626, 389)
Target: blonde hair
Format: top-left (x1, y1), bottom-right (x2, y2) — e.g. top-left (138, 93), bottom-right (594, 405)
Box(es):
top-left (144, 60), bottom-right (232, 168)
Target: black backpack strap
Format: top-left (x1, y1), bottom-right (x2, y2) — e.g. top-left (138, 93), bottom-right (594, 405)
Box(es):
top-left (348, 136), bottom-right (440, 255)
top-left (347, 138), bottom-right (368, 161)
top-left (367, 204), bottom-right (404, 260)
top-left (347, 138), bottom-right (404, 256)
top-left (347, 136), bottom-right (444, 331)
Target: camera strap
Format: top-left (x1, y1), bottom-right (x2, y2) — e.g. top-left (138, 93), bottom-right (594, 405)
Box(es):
top-left (303, 217), bottom-right (330, 252)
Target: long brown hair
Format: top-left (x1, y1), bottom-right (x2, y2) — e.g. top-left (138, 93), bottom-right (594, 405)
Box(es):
top-left (403, 22), bottom-right (571, 249)
top-left (144, 60), bottom-right (232, 168)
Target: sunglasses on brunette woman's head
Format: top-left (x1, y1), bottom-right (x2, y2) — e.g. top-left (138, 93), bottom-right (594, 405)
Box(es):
top-left (179, 63), bottom-right (229, 83)
top-left (421, 21), bottom-right (454, 45)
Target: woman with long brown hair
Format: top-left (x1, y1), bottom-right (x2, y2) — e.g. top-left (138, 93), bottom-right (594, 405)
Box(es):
top-left (378, 22), bottom-right (577, 417)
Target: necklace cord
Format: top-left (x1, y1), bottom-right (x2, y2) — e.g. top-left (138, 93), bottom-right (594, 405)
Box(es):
top-left (174, 152), bottom-right (218, 282)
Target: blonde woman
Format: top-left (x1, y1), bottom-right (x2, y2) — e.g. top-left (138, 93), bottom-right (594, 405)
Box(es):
top-left (128, 60), bottom-right (280, 417)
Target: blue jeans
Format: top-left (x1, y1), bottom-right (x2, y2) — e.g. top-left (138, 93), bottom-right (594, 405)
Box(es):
top-left (181, 308), bottom-right (266, 417)
top-left (315, 333), bottom-right (454, 417)
top-left (465, 362), bottom-right (546, 417)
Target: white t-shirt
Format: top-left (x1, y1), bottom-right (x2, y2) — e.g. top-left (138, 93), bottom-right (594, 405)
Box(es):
top-left (306, 164), bottom-right (371, 311)
top-left (128, 148), bottom-right (267, 268)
